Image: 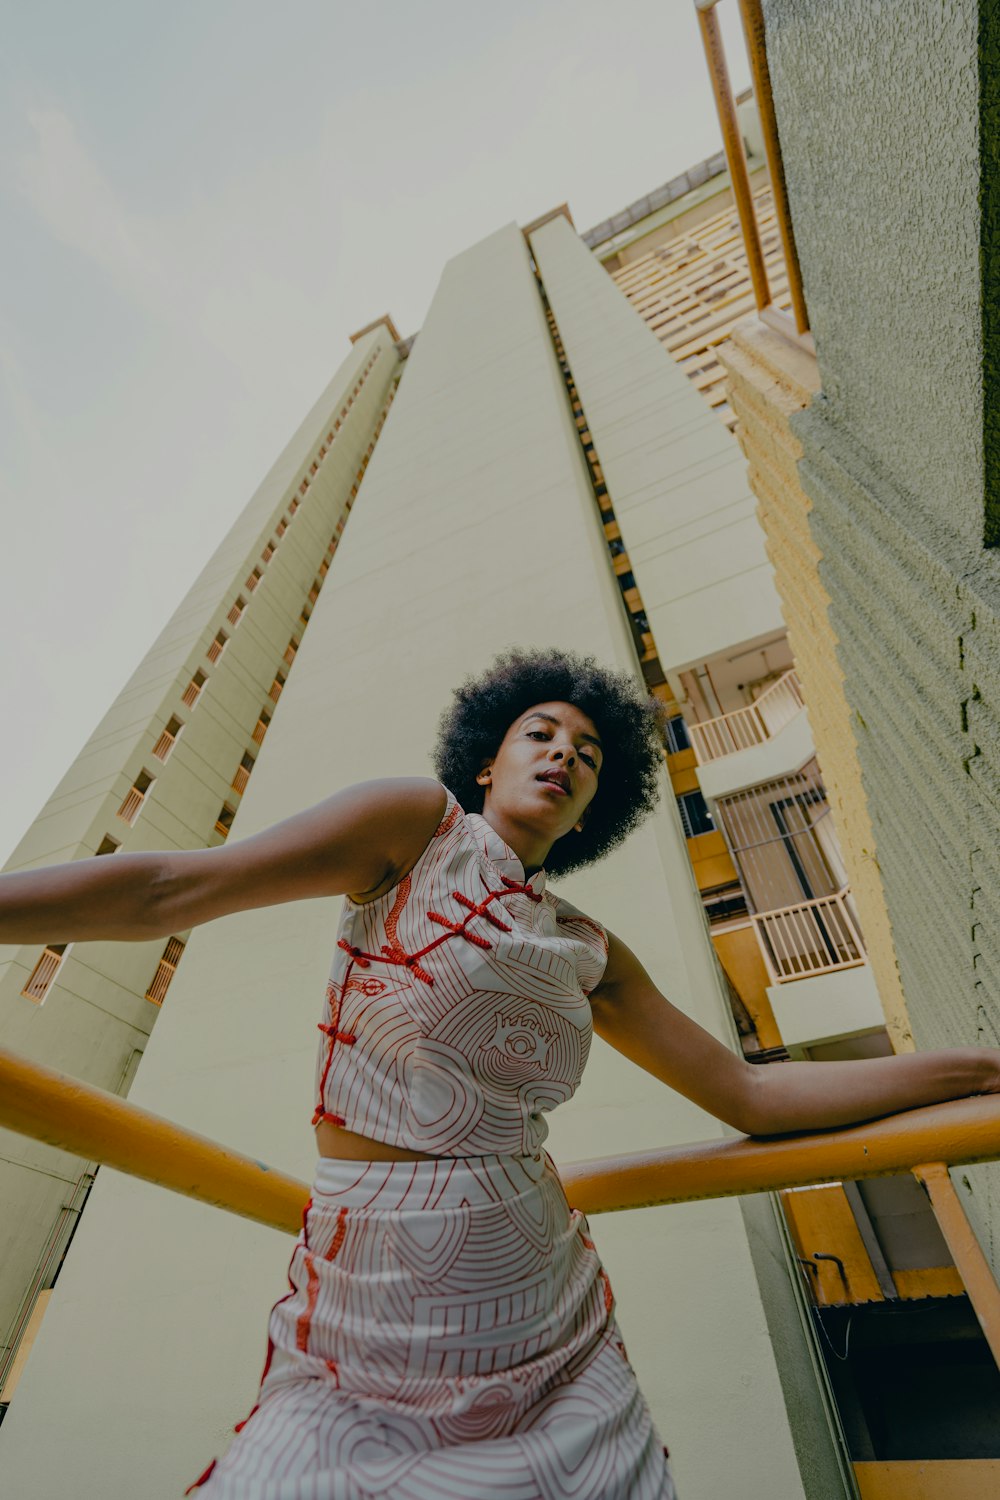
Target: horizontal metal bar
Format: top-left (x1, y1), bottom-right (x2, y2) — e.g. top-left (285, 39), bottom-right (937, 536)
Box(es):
top-left (0, 1045), bottom-right (309, 1236)
top-left (4, 1046), bottom-right (1000, 1240)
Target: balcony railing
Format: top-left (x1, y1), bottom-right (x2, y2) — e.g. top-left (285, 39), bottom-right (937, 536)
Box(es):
top-left (688, 668), bottom-right (804, 763)
top-left (752, 886), bottom-right (865, 983)
top-left (1, 1042), bottom-right (998, 1377)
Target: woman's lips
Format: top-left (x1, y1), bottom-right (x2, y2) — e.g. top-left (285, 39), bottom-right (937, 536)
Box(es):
top-left (537, 775), bottom-right (569, 795)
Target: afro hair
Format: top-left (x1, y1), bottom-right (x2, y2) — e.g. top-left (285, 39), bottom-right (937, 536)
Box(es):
top-left (432, 647), bottom-right (666, 876)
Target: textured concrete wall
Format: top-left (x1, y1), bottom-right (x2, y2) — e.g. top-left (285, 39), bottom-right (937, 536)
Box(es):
top-left (764, 0), bottom-right (1000, 1267)
top-left (0, 225), bottom-right (816, 1500)
top-left (764, 0), bottom-right (982, 555)
top-left (719, 319), bottom-right (912, 1052)
top-left (0, 331), bottom-right (397, 1382)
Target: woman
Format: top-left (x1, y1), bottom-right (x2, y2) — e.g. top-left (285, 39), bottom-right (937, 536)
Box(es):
top-left (5, 649), bottom-right (998, 1499)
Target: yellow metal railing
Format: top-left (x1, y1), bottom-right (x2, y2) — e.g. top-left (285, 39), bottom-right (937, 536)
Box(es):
top-left (2, 1042), bottom-right (1000, 1370)
top-left (695, 0), bottom-right (813, 349)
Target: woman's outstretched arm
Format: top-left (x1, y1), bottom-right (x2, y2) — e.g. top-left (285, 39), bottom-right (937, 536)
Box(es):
top-left (0, 777), bottom-right (446, 946)
top-left (591, 931), bottom-right (1000, 1137)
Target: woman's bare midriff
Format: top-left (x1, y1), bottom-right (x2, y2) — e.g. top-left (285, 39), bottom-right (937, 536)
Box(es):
top-left (315, 1119), bottom-right (439, 1162)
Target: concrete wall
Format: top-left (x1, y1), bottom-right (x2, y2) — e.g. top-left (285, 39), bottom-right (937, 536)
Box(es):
top-left (764, 0), bottom-right (1000, 1264)
top-left (0, 330), bottom-right (399, 1390)
top-left (1, 225), bottom-right (821, 1498)
top-left (529, 214), bottom-right (784, 674)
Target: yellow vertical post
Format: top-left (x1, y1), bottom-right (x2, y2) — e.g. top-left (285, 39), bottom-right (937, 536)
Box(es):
top-left (911, 1161), bottom-right (1000, 1370)
top-left (736, 0), bottom-right (810, 334)
top-left (695, 0), bottom-right (771, 313)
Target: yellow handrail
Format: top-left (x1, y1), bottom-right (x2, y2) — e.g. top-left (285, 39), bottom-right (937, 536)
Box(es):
top-left (0, 1045), bottom-right (308, 1236)
top-left (3, 1042), bottom-right (1000, 1216)
top-left (3, 1043), bottom-right (1000, 1363)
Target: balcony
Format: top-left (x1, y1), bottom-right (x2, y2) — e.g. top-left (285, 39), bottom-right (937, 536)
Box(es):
top-left (753, 886), bottom-right (865, 985)
top-left (689, 667), bottom-right (804, 763)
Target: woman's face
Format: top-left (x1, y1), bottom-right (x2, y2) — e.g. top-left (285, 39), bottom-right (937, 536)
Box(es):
top-left (477, 700), bottom-right (603, 844)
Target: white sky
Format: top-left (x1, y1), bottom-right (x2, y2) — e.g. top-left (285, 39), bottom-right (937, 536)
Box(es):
top-left (1, 0), bottom-right (750, 867)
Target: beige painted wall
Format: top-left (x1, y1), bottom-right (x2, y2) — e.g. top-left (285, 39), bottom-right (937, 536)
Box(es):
top-left (1, 226), bottom-right (809, 1499)
top-left (529, 213), bottom-right (784, 675)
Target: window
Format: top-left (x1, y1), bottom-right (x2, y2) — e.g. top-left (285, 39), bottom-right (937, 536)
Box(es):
top-left (261, 542), bottom-right (275, 563)
top-left (117, 770), bottom-right (155, 825)
top-left (252, 710), bottom-right (271, 745)
top-left (308, 581), bottom-right (320, 603)
top-left (702, 883), bottom-right (749, 924)
top-left (283, 638), bottom-right (299, 666)
top-left (145, 937), bottom-right (185, 1005)
top-left (269, 671), bottom-right (286, 703)
top-left (275, 518), bottom-right (288, 538)
top-left (227, 596), bottom-right (246, 627)
top-left (214, 802), bottom-right (236, 838)
top-left (207, 630), bottom-right (229, 663)
top-left (677, 789), bottom-right (715, 838)
top-left (231, 750), bottom-right (255, 795)
top-left (298, 607), bottom-right (311, 628)
top-left (288, 497), bottom-right (299, 516)
top-left (664, 716), bottom-right (691, 755)
top-left (21, 944), bottom-right (69, 1003)
top-left (182, 670), bottom-right (207, 708)
top-left (96, 835), bottom-right (121, 855)
top-left (152, 716), bottom-right (184, 762)
top-left (318, 558), bottom-right (329, 578)
top-left (245, 568), bottom-right (262, 593)
top-left (298, 479), bottom-right (309, 496)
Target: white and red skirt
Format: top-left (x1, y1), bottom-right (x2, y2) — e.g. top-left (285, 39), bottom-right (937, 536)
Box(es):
top-left (188, 1153), bottom-right (675, 1499)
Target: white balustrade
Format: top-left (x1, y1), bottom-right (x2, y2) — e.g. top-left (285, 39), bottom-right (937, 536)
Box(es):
top-left (689, 669), bottom-right (804, 764)
top-left (751, 887), bottom-right (866, 984)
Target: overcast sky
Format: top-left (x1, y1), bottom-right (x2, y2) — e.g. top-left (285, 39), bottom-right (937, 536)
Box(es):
top-left (1, 1), bottom-right (750, 866)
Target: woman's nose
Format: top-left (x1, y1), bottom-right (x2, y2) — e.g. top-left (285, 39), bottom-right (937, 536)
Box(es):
top-left (549, 744), bottom-right (575, 765)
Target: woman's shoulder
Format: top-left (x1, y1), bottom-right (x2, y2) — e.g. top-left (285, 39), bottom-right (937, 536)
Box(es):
top-left (345, 780), bottom-right (465, 908)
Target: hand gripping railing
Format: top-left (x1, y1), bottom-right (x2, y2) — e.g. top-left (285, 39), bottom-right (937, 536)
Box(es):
top-left (2, 1043), bottom-right (1000, 1368)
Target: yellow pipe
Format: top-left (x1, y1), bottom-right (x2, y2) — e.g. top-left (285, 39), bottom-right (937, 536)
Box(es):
top-left (736, 0), bottom-right (811, 333)
top-left (0, 1045), bottom-right (309, 1236)
top-left (5, 1044), bottom-right (1000, 1234)
top-left (695, 0), bottom-right (771, 312)
top-left (560, 1094), bottom-right (1000, 1212)
top-left (912, 1162), bottom-right (1000, 1368)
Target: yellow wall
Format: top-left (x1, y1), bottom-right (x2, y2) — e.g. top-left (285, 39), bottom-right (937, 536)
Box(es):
top-left (719, 319), bottom-right (913, 1053)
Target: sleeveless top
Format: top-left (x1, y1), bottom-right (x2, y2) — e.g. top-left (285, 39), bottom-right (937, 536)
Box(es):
top-left (312, 787), bottom-right (610, 1157)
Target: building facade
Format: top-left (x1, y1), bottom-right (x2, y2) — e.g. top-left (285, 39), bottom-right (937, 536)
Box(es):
top-left (2, 17), bottom-right (998, 1489)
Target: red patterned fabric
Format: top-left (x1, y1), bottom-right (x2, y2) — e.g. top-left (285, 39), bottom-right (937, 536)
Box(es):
top-left (188, 789), bottom-right (677, 1497)
top-left (190, 1156), bottom-right (676, 1498)
top-left (313, 788), bottom-right (609, 1157)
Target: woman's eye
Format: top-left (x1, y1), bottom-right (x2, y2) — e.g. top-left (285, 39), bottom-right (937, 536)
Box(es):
top-left (582, 753), bottom-right (597, 769)
top-left (527, 731), bottom-right (548, 740)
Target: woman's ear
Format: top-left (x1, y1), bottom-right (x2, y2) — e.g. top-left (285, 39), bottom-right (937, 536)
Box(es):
top-left (573, 805), bottom-right (591, 834)
top-left (476, 760), bottom-right (493, 788)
